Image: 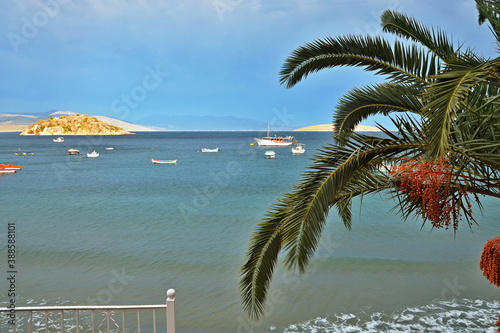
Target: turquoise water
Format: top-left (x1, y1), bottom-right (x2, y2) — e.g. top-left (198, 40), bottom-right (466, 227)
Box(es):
top-left (0, 131), bottom-right (498, 332)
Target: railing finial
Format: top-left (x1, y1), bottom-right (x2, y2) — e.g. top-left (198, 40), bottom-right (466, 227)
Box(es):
top-left (166, 288), bottom-right (176, 300)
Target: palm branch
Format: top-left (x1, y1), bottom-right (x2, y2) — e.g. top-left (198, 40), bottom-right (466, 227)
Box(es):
top-left (424, 56), bottom-right (500, 157)
top-left (381, 10), bottom-right (457, 63)
top-left (279, 34), bottom-right (435, 89)
top-left (240, 118), bottom-right (426, 320)
top-left (476, 0), bottom-right (500, 44)
top-left (333, 82), bottom-right (423, 140)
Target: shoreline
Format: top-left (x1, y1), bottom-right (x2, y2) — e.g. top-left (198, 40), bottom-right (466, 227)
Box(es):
top-left (0, 124), bottom-right (382, 133)
top-left (293, 124), bottom-right (381, 132)
top-left (0, 125), bottom-right (26, 132)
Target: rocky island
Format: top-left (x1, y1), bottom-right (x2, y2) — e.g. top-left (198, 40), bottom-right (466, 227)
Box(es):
top-left (20, 114), bottom-right (134, 135)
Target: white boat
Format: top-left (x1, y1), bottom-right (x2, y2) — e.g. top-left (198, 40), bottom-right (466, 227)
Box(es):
top-left (265, 150), bottom-right (276, 159)
top-left (291, 143), bottom-right (306, 154)
top-left (201, 148), bottom-right (219, 153)
top-left (151, 159), bottom-right (177, 164)
top-left (67, 149), bottom-right (80, 155)
top-left (105, 147), bottom-right (114, 150)
top-left (87, 150), bottom-right (99, 158)
top-left (53, 137), bottom-right (64, 142)
top-left (254, 125), bottom-right (295, 147)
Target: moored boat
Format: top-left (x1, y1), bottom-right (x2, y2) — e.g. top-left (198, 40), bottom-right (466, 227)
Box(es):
top-left (0, 163), bottom-right (20, 174)
top-left (104, 147), bottom-right (114, 150)
top-left (291, 143), bottom-right (306, 154)
top-left (53, 137), bottom-right (64, 142)
top-left (87, 150), bottom-right (99, 158)
top-left (254, 124), bottom-right (296, 147)
top-left (151, 159), bottom-right (177, 164)
top-left (67, 149), bottom-right (80, 155)
top-left (265, 150), bottom-right (276, 159)
top-left (0, 164), bottom-right (22, 170)
top-left (200, 148), bottom-right (219, 153)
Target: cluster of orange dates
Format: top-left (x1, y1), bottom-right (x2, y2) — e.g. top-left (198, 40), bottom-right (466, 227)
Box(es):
top-left (479, 236), bottom-right (500, 332)
top-left (480, 236), bottom-right (500, 287)
top-left (389, 158), bottom-right (472, 230)
top-left (390, 158), bottom-right (500, 329)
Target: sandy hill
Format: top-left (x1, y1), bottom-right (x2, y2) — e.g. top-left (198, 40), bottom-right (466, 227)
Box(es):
top-left (20, 114), bottom-right (134, 136)
top-left (293, 124), bottom-right (380, 132)
top-left (93, 115), bottom-right (159, 132)
top-left (0, 125), bottom-right (27, 132)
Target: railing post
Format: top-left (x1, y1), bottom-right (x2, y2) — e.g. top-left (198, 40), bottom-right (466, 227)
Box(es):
top-left (166, 289), bottom-right (176, 333)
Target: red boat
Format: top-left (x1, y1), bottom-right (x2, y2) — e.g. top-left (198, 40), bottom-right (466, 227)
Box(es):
top-left (0, 164), bottom-right (22, 170)
top-left (151, 159), bottom-right (177, 164)
top-left (0, 164), bottom-right (21, 174)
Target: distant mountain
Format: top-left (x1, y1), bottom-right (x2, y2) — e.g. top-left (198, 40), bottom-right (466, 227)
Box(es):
top-left (0, 111), bottom-right (157, 132)
top-left (135, 114), bottom-right (292, 131)
top-left (0, 110), bottom-right (297, 131)
top-left (0, 113), bottom-right (45, 125)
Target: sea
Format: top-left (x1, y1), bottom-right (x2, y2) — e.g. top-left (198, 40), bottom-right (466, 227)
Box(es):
top-left (0, 131), bottom-right (498, 333)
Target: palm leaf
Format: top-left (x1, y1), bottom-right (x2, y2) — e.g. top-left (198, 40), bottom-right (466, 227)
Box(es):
top-left (240, 119), bottom-right (426, 320)
top-left (423, 56), bottom-right (500, 157)
top-left (333, 82), bottom-right (423, 139)
top-left (381, 10), bottom-right (457, 63)
top-left (476, 0), bottom-right (500, 44)
top-left (279, 34), bottom-right (435, 89)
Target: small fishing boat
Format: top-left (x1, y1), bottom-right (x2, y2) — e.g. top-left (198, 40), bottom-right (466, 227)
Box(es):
top-left (151, 159), bottom-right (177, 164)
top-left (104, 147), bottom-right (114, 150)
top-left (291, 143), bottom-right (306, 154)
top-left (265, 150), bottom-right (276, 159)
top-left (67, 149), bottom-right (80, 155)
top-left (200, 148), bottom-right (219, 153)
top-left (87, 150), bottom-right (99, 158)
top-left (0, 164), bottom-right (22, 170)
top-left (53, 137), bottom-right (64, 143)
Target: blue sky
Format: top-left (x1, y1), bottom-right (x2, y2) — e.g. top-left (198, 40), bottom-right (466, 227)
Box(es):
top-left (1, 0), bottom-right (497, 129)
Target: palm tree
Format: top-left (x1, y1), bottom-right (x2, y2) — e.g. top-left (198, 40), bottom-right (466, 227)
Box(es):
top-left (240, 1), bottom-right (500, 321)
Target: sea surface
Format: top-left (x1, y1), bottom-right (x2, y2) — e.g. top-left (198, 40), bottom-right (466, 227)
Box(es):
top-left (0, 131), bottom-right (498, 333)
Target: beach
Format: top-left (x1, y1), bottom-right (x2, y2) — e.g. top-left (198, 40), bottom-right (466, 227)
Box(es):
top-left (293, 124), bottom-right (381, 131)
top-left (0, 125), bottom-right (25, 132)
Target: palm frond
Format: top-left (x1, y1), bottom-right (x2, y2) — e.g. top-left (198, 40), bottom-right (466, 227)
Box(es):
top-left (239, 206), bottom-right (285, 320)
top-left (333, 82), bottom-right (423, 140)
top-left (476, 0), bottom-right (500, 44)
top-left (423, 57), bottom-right (500, 157)
top-left (279, 35), bottom-right (435, 89)
top-left (381, 10), bottom-right (457, 63)
top-left (240, 118), bottom-right (426, 320)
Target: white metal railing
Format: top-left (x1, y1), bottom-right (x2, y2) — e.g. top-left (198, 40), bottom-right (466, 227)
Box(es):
top-left (0, 288), bottom-right (176, 333)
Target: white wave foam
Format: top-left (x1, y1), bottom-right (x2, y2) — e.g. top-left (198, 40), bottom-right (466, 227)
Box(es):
top-left (282, 298), bottom-right (499, 333)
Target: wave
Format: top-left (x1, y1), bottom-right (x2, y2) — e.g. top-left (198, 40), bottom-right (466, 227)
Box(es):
top-left (281, 298), bottom-right (500, 333)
